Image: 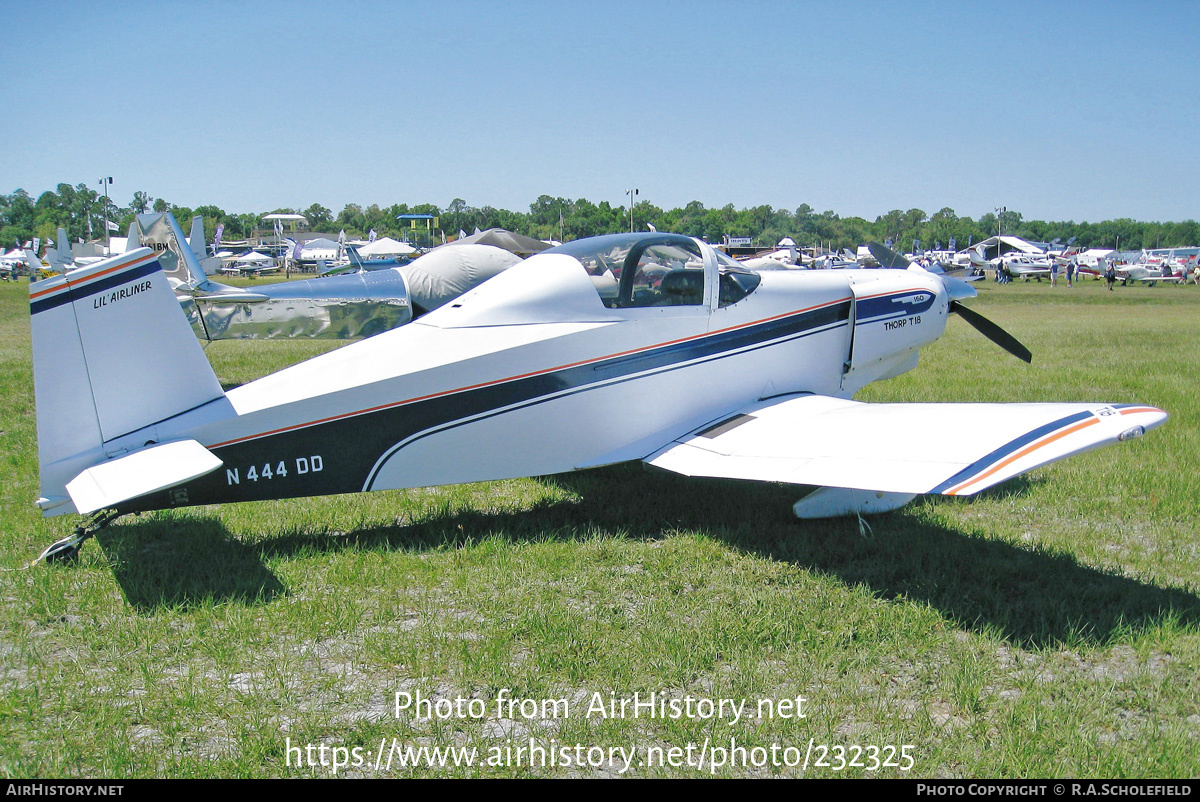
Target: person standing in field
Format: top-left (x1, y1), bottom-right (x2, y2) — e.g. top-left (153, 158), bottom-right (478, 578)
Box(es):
top-left (1105, 261), bottom-right (1117, 291)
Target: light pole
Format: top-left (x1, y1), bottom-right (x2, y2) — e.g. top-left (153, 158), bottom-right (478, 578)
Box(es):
top-left (99, 177), bottom-right (114, 254)
top-left (625, 188), bottom-right (638, 233)
top-left (994, 205), bottom-right (1006, 257)
top-left (993, 206), bottom-right (1006, 282)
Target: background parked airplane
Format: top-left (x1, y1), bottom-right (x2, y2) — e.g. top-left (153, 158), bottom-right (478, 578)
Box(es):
top-left (137, 212), bottom-right (521, 340)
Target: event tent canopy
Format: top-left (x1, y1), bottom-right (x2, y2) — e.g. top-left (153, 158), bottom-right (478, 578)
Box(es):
top-left (358, 237), bottom-right (417, 257)
top-left (957, 235), bottom-right (1044, 261)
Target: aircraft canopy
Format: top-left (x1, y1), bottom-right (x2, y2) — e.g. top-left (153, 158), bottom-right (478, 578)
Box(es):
top-left (445, 228), bottom-right (551, 258)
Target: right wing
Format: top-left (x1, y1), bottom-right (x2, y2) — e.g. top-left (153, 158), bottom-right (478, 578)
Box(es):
top-left (647, 394), bottom-right (1166, 497)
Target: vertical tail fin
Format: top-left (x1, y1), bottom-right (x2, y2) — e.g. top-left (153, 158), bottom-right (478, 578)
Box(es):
top-left (188, 216), bottom-right (207, 262)
top-left (43, 228), bottom-right (73, 273)
top-left (30, 248), bottom-right (225, 512)
top-left (133, 212), bottom-right (209, 288)
top-left (22, 249), bottom-right (42, 277)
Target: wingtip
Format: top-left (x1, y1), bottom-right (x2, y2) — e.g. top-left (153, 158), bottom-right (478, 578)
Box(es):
top-left (1117, 404), bottom-right (1168, 429)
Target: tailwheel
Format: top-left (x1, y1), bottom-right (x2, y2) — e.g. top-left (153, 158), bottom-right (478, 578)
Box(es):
top-left (40, 535), bottom-right (84, 564)
top-left (34, 510), bottom-right (122, 566)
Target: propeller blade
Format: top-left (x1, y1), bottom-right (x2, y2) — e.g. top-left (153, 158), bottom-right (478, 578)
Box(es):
top-left (950, 301), bottom-right (1032, 363)
top-left (866, 241), bottom-right (910, 269)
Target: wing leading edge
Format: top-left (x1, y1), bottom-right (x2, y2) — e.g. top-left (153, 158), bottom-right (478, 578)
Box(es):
top-left (646, 394), bottom-right (1166, 511)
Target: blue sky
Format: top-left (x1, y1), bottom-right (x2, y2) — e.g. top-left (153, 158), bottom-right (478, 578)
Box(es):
top-left (2, 0), bottom-right (1197, 223)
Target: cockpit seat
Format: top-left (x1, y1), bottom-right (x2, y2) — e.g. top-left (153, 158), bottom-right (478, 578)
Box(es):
top-left (657, 269), bottom-right (704, 305)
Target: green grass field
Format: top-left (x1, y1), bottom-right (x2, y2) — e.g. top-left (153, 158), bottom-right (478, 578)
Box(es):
top-left (1, 276), bottom-right (1197, 778)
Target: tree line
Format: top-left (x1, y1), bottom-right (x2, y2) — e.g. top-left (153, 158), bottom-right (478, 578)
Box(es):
top-left (4, 184), bottom-right (1198, 254)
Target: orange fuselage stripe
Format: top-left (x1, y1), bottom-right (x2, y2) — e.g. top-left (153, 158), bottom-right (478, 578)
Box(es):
top-left (208, 295), bottom-right (856, 448)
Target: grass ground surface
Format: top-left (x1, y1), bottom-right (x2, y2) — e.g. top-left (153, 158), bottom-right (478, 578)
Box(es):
top-left (0, 275), bottom-right (1197, 778)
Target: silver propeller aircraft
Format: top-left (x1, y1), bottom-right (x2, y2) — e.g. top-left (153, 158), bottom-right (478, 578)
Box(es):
top-left (29, 232), bottom-right (1166, 561)
top-left (137, 212), bottom-right (521, 340)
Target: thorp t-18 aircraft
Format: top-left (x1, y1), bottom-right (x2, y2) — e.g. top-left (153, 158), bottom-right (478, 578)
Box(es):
top-left (29, 233), bottom-right (1166, 561)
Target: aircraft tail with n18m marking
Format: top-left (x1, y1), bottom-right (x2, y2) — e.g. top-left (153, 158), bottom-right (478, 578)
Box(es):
top-left (29, 247), bottom-right (230, 516)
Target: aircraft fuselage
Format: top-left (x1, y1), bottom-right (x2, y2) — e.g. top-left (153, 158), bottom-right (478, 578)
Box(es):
top-left (116, 261), bottom-right (945, 514)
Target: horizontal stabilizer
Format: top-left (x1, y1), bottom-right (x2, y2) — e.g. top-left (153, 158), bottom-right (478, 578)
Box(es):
top-left (647, 394), bottom-right (1167, 497)
top-left (65, 440), bottom-right (222, 515)
top-left (193, 290), bottom-right (270, 303)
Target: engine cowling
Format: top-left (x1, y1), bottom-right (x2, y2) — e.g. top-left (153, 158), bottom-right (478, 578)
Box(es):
top-left (840, 271), bottom-right (948, 395)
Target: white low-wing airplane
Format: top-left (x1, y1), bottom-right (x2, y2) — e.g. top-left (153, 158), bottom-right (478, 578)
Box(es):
top-left (999, 253), bottom-right (1053, 281)
top-left (28, 233), bottom-right (1166, 561)
top-left (1116, 263), bottom-right (1185, 286)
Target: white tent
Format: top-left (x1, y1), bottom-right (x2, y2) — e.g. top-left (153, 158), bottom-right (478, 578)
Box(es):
top-left (956, 235), bottom-right (1043, 261)
top-left (298, 238), bottom-right (340, 260)
top-left (358, 237), bottom-right (417, 257)
top-left (262, 213), bottom-right (308, 225)
top-left (236, 251), bottom-right (274, 264)
top-left (1078, 248), bottom-right (1119, 266)
top-left (220, 250), bottom-right (275, 274)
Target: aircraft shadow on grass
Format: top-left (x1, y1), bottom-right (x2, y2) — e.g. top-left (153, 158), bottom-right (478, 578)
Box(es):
top-left (545, 468), bottom-right (1200, 649)
top-left (96, 517), bottom-right (285, 611)
top-left (98, 464), bottom-right (1199, 647)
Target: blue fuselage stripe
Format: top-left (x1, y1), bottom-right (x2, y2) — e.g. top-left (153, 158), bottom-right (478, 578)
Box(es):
top-left (121, 299), bottom-right (852, 511)
top-left (361, 303), bottom-right (852, 488)
top-left (854, 291), bottom-right (936, 323)
top-left (30, 261), bottom-right (162, 315)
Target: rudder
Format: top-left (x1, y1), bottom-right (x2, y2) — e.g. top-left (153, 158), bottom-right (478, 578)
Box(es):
top-left (30, 247), bottom-right (225, 513)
